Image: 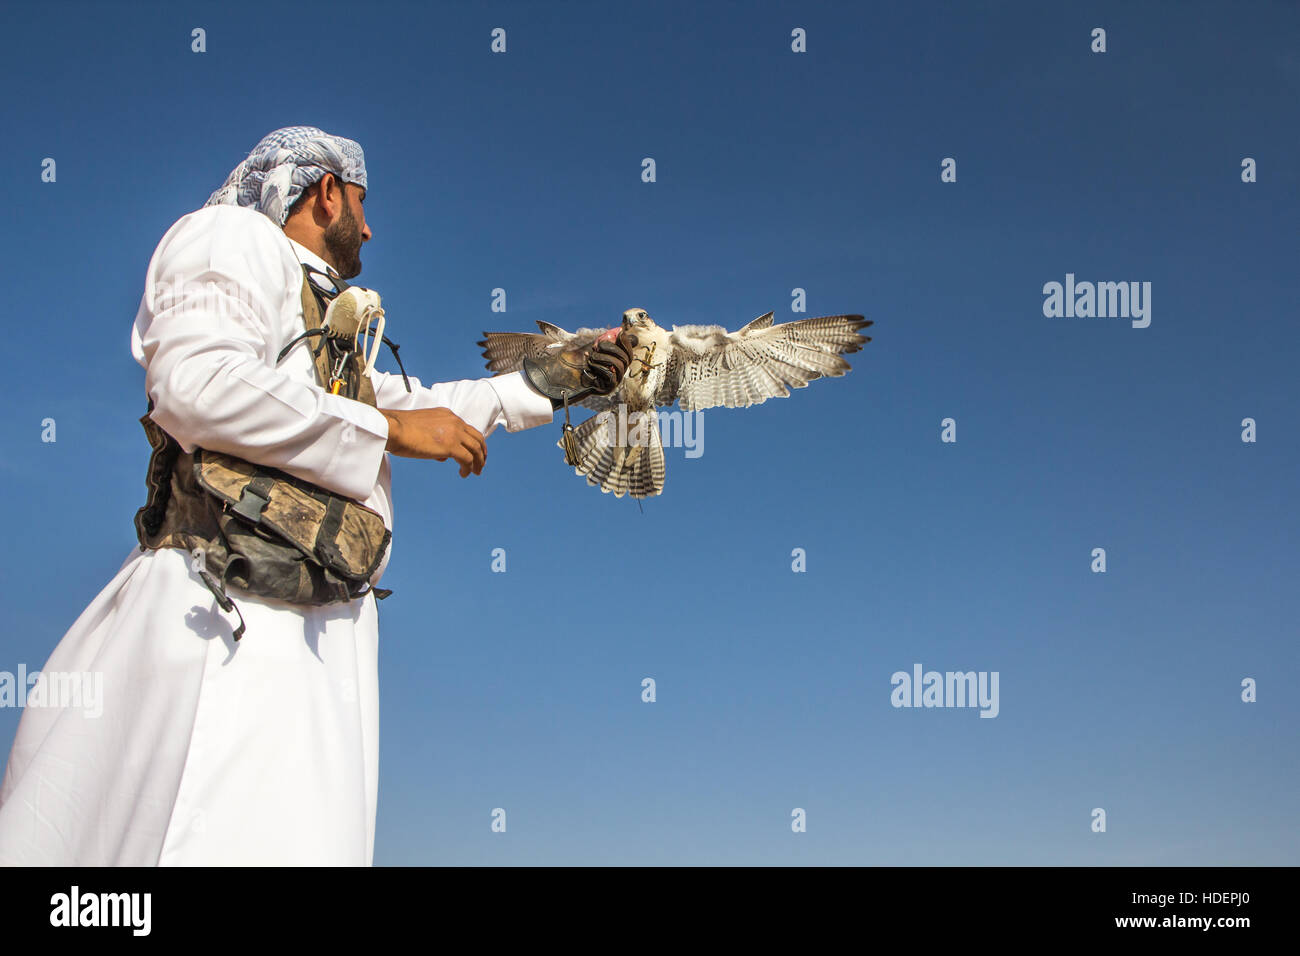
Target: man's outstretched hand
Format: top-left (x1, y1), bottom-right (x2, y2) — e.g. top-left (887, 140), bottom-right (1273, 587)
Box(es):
top-left (379, 407), bottom-right (486, 477)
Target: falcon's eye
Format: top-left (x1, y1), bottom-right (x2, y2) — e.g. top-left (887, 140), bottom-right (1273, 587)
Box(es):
top-left (638, 312), bottom-right (647, 319)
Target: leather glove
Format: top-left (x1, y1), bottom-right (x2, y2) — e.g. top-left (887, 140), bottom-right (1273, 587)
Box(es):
top-left (522, 329), bottom-right (639, 408)
top-left (582, 329), bottom-right (638, 395)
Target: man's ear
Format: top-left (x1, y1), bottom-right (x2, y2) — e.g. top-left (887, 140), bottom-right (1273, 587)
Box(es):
top-left (315, 173), bottom-right (346, 222)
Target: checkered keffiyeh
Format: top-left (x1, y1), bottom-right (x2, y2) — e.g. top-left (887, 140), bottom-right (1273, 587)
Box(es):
top-left (203, 126), bottom-right (367, 226)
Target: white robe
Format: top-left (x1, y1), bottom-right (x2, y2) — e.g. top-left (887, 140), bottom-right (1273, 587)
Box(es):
top-left (0, 205), bottom-right (553, 865)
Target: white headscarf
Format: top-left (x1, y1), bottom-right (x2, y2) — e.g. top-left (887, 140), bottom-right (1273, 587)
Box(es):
top-left (203, 126), bottom-right (368, 226)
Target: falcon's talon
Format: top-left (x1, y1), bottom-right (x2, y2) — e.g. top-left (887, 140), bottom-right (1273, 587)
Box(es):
top-left (632, 341), bottom-right (663, 381)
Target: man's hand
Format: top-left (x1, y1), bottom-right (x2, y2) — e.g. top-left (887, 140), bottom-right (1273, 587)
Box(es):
top-left (378, 407), bottom-right (486, 477)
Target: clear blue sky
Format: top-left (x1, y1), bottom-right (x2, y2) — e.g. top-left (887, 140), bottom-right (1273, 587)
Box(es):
top-left (1, 0), bottom-right (1296, 864)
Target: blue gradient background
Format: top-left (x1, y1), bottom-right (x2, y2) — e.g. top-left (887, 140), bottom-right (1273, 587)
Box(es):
top-left (1, 0), bottom-right (1296, 865)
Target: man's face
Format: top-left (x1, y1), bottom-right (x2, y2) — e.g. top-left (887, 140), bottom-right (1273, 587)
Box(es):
top-left (324, 182), bottom-right (370, 279)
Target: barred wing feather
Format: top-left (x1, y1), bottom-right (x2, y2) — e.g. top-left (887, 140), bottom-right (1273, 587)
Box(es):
top-left (477, 321), bottom-right (610, 373)
top-left (657, 313), bottom-right (871, 411)
top-left (478, 322), bottom-right (620, 410)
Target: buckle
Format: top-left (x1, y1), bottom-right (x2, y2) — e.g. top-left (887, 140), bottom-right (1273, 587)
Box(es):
top-left (231, 483), bottom-right (271, 522)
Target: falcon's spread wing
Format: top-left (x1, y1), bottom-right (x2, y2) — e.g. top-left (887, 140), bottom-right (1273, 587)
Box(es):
top-left (478, 322), bottom-right (618, 410)
top-left (657, 313), bottom-right (871, 411)
top-left (478, 321), bottom-right (609, 372)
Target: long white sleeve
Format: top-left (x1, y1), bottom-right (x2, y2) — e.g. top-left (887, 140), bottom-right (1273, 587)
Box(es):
top-left (130, 205), bottom-right (391, 502)
top-left (371, 369), bottom-right (554, 436)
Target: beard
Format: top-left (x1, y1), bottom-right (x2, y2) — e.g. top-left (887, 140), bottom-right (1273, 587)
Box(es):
top-left (323, 198), bottom-right (364, 279)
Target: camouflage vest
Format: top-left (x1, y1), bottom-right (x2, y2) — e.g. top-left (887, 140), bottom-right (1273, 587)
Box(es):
top-left (133, 266), bottom-right (391, 639)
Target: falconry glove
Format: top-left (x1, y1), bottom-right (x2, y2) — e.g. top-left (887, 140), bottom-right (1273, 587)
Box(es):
top-left (521, 332), bottom-right (638, 407)
top-left (521, 330), bottom-right (638, 465)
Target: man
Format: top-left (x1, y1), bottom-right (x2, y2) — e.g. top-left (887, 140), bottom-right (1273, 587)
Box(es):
top-left (0, 126), bottom-right (634, 865)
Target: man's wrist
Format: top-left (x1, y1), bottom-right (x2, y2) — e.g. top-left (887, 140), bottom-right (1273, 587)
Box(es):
top-left (378, 409), bottom-right (400, 449)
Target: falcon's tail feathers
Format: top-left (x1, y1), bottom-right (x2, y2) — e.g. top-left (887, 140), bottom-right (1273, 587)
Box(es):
top-left (561, 410), bottom-right (666, 499)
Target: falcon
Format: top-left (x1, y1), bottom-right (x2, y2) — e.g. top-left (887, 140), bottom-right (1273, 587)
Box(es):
top-left (479, 308), bottom-right (872, 497)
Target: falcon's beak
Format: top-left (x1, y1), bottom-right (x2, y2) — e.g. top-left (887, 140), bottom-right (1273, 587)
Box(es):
top-left (620, 308), bottom-right (652, 330)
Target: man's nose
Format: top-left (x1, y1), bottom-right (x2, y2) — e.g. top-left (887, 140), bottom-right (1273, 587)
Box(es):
top-left (361, 222), bottom-right (372, 242)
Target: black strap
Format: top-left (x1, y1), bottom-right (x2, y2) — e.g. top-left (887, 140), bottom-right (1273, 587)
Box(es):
top-left (302, 263), bottom-right (348, 304)
top-left (314, 495), bottom-right (348, 572)
top-left (383, 337), bottom-right (412, 393)
top-left (196, 563), bottom-right (247, 642)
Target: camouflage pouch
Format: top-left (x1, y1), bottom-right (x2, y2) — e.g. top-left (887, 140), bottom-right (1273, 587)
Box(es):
top-left (192, 448), bottom-right (391, 602)
top-left (134, 413), bottom-right (391, 640)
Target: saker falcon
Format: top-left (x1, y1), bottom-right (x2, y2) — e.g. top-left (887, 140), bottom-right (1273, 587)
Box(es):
top-left (479, 308), bottom-right (871, 498)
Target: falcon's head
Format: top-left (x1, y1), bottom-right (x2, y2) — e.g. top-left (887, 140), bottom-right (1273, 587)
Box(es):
top-left (621, 308), bottom-right (657, 332)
